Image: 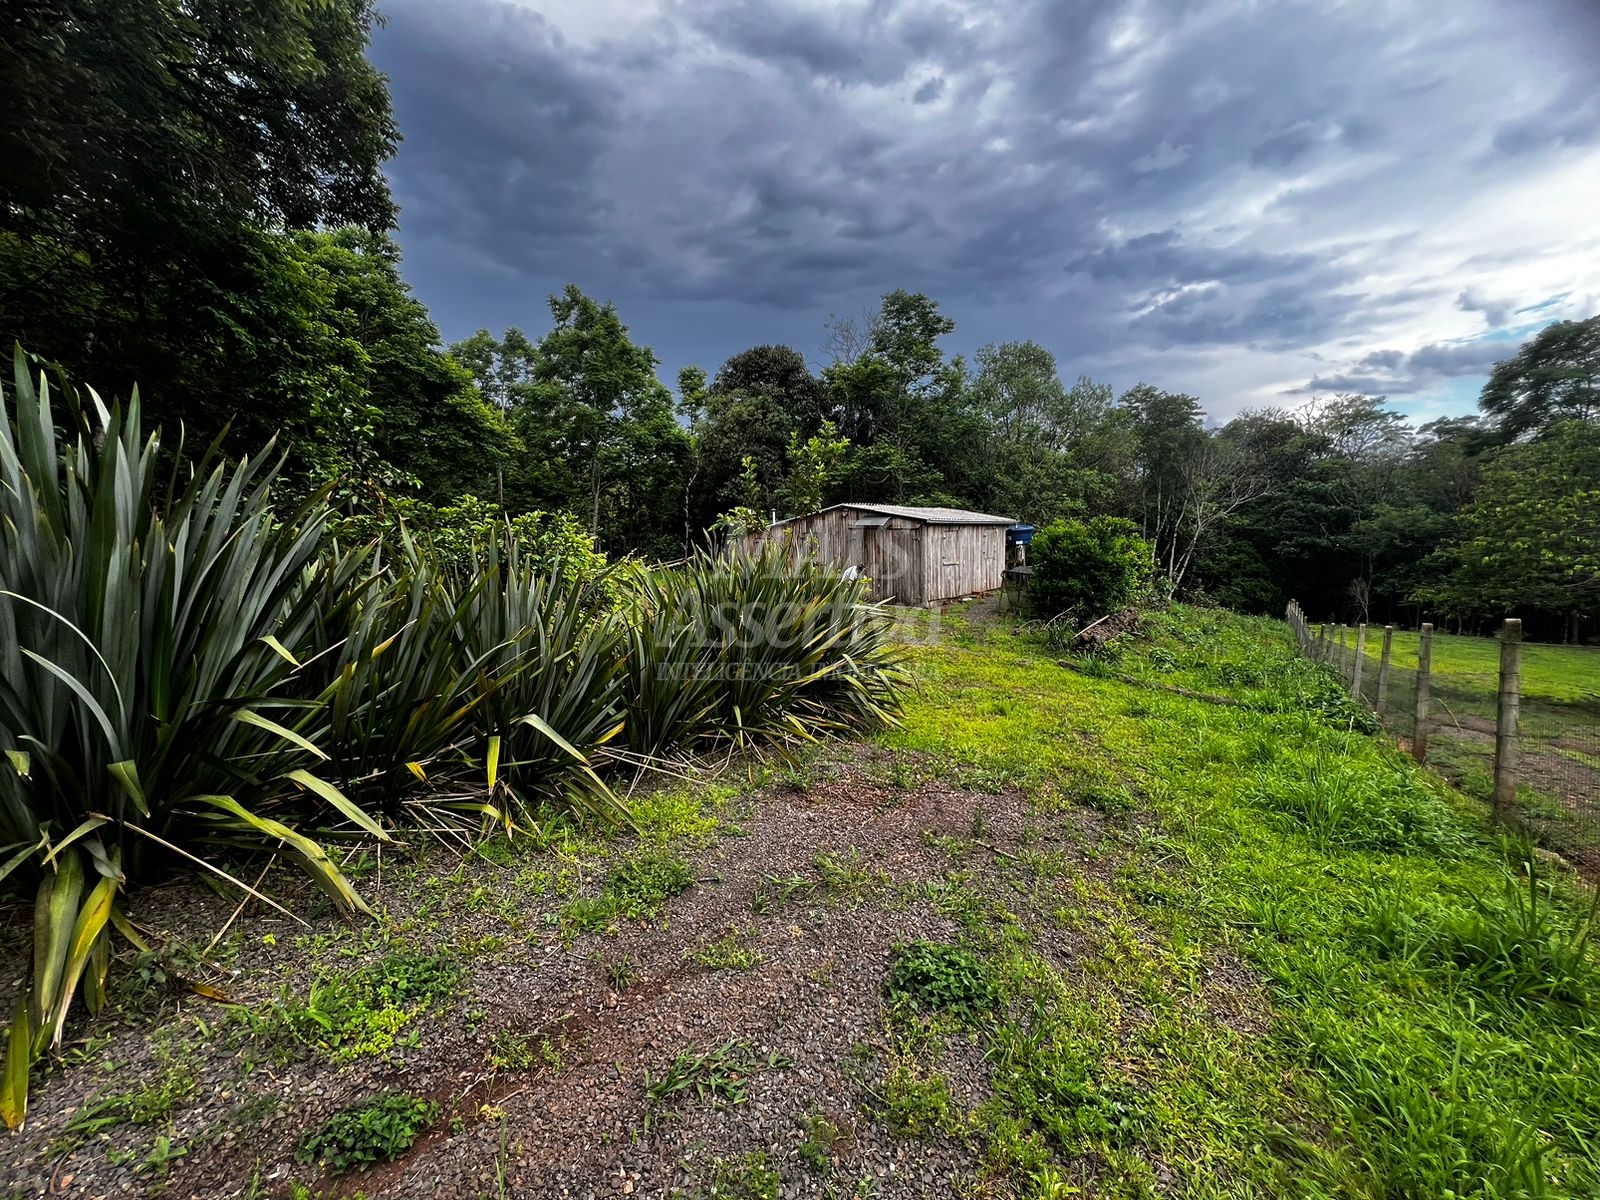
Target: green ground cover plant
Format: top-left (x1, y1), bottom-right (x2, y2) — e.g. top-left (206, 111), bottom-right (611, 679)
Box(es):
top-left (1361, 628), bottom-right (1600, 706)
top-left (295, 1092), bottom-right (438, 1173)
top-left (881, 602), bottom-right (1600, 1197)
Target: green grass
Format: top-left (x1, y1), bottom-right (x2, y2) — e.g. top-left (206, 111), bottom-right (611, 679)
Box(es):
top-left (560, 847), bottom-right (697, 937)
top-left (250, 950), bottom-right (465, 1062)
top-left (1344, 626), bottom-right (1600, 866)
top-left (880, 601), bottom-right (1600, 1198)
top-left (1360, 628), bottom-right (1600, 705)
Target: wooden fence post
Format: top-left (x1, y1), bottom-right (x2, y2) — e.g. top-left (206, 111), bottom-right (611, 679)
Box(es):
top-left (1413, 623), bottom-right (1433, 763)
top-left (1494, 617), bottom-right (1522, 823)
top-left (1352, 623), bottom-right (1367, 700)
top-left (1318, 623), bottom-right (1329, 661)
top-left (1338, 624), bottom-right (1348, 677)
top-left (1376, 625), bottom-right (1394, 716)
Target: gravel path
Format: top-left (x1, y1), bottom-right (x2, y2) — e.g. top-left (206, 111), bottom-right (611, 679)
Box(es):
top-left (4, 751), bottom-right (1137, 1199)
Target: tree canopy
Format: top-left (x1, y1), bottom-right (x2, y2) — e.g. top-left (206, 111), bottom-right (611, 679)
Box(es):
top-left (1480, 316), bottom-right (1600, 439)
top-left (5, 8), bottom-right (1596, 636)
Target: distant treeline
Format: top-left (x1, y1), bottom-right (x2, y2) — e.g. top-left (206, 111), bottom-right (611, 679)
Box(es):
top-left (3, 1), bottom-right (1596, 637)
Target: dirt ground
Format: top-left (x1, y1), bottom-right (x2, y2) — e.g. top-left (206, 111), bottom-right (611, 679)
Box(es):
top-left (3, 750), bottom-right (1161, 1199)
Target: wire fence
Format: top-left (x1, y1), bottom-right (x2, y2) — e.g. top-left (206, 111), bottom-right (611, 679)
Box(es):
top-left (1287, 602), bottom-right (1600, 877)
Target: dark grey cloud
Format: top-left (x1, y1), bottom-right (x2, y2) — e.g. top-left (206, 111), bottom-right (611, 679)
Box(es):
top-left (372, 1), bottom-right (619, 272)
top-left (1300, 338), bottom-right (1511, 395)
top-left (1457, 288), bottom-right (1513, 327)
top-left (370, 0), bottom-right (1600, 415)
top-left (685, 1), bottom-right (910, 86)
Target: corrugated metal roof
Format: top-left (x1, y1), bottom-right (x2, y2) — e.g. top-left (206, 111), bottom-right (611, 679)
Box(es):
top-left (755, 502), bottom-right (1017, 531)
top-left (843, 503), bottom-right (1016, 525)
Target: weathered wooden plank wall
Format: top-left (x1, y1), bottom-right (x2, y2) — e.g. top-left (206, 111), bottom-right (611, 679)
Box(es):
top-left (738, 506), bottom-right (1004, 605)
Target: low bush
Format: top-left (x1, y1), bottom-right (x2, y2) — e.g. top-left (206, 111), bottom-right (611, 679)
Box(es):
top-left (887, 940), bottom-right (1001, 1020)
top-left (261, 951), bottom-right (465, 1062)
top-left (327, 494), bottom-right (611, 594)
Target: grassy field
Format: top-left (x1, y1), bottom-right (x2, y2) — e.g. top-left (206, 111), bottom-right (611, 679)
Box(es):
top-left (1346, 627), bottom-right (1600, 870)
top-left (883, 604), bottom-right (1600, 1196)
top-left (7, 603), bottom-right (1599, 1198)
top-left (1358, 629), bottom-right (1600, 706)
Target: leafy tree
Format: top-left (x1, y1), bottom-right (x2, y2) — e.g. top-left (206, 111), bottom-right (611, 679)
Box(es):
top-left (0, 0), bottom-right (398, 461)
top-left (712, 456), bottom-right (768, 538)
top-left (516, 286), bottom-right (689, 555)
top-left (677, 365), bottom-right (710, 421)
top-left (1417, 421), bottom-right (1600, 638)
top-left (967, 344), bottom-right (1123, 524)
top-left (450, 327), bottom-right (540, 411)
top-left (870, 290), bottom-right (956, 400)
top-left (1, 0), bottom-right (396, 248)
top-left (783, 420), bottom-right (849, 517)
top-left (711, 344), bottom-right (827, 424)
top-left (689, 346), bottom-right (823, 528)
top-left (970, 341), bottom-right (1072, 446)
top-left (1480, 316), bottom-right (1600, 438)
top-left (293, 229), bottom-right (514, 504)
top-left (825, 291), bottom-right (976, 504)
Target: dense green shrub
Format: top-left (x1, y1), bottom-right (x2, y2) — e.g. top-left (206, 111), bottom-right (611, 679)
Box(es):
top-left (327, 494), bottom-right (610, 592)
top-left (1027, 516), bottom-right (1153, 620)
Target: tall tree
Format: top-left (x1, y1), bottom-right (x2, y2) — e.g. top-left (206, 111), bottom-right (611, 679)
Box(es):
top-left (689, 346), bottom-right (823, 527)
top-left (965, 343), bottom-right (1125, 523)
top-left (826, 290), bottom-right (976, 503)
top-left (1480, 315), bottom-right (1600, 438)
top-left (295, 228), bottom-right (514, 504)
top-left (520, 286), bottom-right (688, 554)
top-left (1418, 420), bottom-right (1600, 639)
top-left (0, 0), bottom-right (398, 457)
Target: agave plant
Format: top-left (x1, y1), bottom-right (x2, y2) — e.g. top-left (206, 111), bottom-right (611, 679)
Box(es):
top-left (300, 536), bottom-right (501, 813)
top-left (622, 546), bottom-right (906, 756)
top-left (0, 351), bottom-right (380, 1128)
top-left (462, 535), bottom-right (631, 828)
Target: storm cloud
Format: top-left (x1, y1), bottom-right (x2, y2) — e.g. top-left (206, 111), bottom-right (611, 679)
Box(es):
top-left (370, 0), bottom-right (1600, 419)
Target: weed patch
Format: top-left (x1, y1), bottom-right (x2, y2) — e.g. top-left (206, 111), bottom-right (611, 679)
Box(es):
top-left (642, 1040), bottom-right (791, 1131)
top-left (885, 941), bottom-right (1000, 1021)
top-left (685, 926), bottom-right (764, 971)
top-left (877, 1062), bottom-right (954, 1138)
top-left (252, 950), bottom-right (465, 1061)
top-left (563, 848), bottom-right (696, 935)
top-left (296, 1093), bottom-right (438, 1174)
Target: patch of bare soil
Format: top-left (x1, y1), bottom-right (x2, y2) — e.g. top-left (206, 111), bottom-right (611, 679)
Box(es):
top-left (2, 752), bottom-right (1254, 1199)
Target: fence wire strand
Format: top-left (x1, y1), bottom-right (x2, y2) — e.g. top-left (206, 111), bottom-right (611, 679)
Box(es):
top-left (1286, 602), bottom-right (1600, 877)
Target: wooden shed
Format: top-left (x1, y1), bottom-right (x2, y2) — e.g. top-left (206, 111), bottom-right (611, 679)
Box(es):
top-left (739, 503), bottom-right (1015, 606)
